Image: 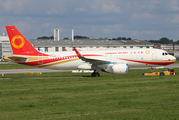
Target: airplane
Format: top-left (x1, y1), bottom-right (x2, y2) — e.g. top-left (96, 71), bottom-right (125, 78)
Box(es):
top-left (4, 26), bottom-right (176, 77)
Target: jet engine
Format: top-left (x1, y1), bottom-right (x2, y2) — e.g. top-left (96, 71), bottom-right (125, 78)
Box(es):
top-left (103, 63), bottom-right (128, 74)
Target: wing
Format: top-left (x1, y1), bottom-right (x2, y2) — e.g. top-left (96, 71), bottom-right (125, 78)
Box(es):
top-left (73, 47), bottom-right (113, 65)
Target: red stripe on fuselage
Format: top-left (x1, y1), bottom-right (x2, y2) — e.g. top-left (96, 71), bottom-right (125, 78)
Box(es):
top-left (119, 58), bottom-right (175, 66)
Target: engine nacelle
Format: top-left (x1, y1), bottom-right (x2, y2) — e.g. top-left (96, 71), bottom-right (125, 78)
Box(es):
top-left (104, 63), bottom-right (128, 74)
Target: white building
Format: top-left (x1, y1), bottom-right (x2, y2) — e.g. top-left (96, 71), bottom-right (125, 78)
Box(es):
top-left (0, 35), bottom-right (12, 60)
top-left (29, 39), bottom-right (154, 52)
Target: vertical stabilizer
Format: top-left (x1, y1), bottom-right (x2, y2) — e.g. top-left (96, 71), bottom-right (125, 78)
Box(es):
top-left (6, 26), bottom-right (43, 55)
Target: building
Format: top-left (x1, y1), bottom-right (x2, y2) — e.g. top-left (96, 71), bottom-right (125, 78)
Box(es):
top-left (29, 39), bottom-right (154, 52)
top-left (0, 34), bottom-right (154, 60)
top-left (154, 44), bottom-right (179, 51)
top-left (161, 44), bottom-right (179, 51)
top-left (0, 35), bottom-right (12, 60)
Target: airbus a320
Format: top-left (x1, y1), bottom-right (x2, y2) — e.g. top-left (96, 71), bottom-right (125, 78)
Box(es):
top-left (4, 26), bottom-right (176, 77)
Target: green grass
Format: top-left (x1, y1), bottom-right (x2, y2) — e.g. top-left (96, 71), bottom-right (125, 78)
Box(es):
top-left (0, 68), bottom-right (179, 120)
top-left (0, 63), bottom-right (35, 69)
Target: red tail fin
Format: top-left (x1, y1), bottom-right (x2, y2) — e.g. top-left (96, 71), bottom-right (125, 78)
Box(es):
top-left (6, 26), bottom-right (44, 56)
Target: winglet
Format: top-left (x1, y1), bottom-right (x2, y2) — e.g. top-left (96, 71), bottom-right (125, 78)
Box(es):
top-left (73, 47), bottom-right (83, 58)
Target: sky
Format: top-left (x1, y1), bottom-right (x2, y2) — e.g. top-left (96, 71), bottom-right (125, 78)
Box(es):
top-left (1, 0), bottom-right (179, 41)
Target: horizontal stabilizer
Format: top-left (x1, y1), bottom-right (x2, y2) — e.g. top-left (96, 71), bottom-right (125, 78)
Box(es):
top-left (4, 55), bottom-right (28, 62)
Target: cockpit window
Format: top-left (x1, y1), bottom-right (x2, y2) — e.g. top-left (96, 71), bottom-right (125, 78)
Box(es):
top-left (162, 52), bottom-right (169, 56)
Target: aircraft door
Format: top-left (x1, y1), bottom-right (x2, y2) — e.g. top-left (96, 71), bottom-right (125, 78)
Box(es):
top-left (38, 54), bottom-right (43, 64)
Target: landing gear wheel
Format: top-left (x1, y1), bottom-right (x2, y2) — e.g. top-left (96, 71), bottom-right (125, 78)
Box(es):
top-left (160, 72), bottom-right (165, 76)
top-left (92, 73), bottom-right (95, 77)
top-left (95, 72), bottom-right (100, 77)
top-left (91, 72), bottom-right (100, 77)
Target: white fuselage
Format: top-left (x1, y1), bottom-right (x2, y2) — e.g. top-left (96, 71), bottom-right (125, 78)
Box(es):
top-left (39, 48), bottom-right (176, 70)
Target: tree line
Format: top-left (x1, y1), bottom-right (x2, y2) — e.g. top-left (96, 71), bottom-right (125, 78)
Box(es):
top-left (37, 36), bottom-right (132, 40)
top-left (37, 35), bottom-right (89, 40)
top-left (148, 37), bottom-right (179, 44)
top-left (37, 36), bottom-right (179, 44)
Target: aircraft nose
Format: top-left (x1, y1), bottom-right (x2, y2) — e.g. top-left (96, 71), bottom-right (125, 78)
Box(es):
top-left (173, 56), bottom-right (176, 62)
top-left (169, 56), bottom-right (176, 62)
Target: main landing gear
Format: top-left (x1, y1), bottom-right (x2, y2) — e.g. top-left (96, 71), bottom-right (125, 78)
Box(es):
top-left (91, 71), bottom-right (100, 77)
